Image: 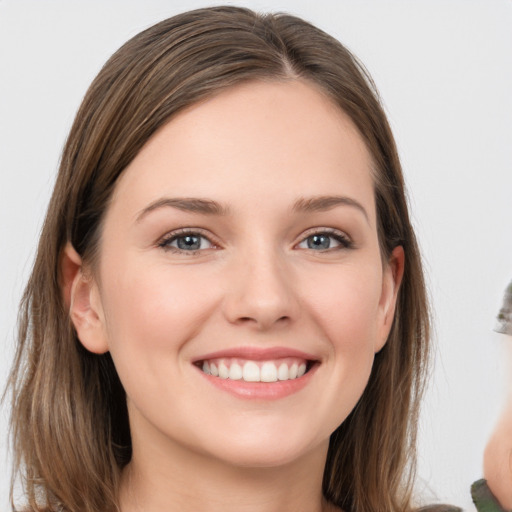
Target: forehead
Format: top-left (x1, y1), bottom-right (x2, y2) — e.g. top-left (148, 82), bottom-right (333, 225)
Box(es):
top-left (111, 79), bottom-right (376, 222)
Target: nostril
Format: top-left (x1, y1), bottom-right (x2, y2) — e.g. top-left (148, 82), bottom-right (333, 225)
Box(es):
top-left (235, 315), bottom-right (292, 329)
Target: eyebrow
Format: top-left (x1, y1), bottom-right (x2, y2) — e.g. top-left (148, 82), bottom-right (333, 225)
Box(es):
top-left (136, 194), bottom-right (369, 223)
top-left (136, 197), bottom-right (230, 222)
top-left (293, 195), bottom-right (369, 222)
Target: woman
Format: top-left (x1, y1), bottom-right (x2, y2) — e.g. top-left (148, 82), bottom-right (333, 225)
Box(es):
top-left (5, 6), bottom-right (455, 512)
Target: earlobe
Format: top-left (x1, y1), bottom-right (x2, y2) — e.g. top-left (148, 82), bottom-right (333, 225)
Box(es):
top-left (375, 245), bottom-right (405, 353)
top-left (61, 243), bottom-right (109, 354)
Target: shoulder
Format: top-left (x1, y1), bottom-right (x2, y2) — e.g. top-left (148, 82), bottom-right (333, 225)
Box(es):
top-left (415, 506), bottom-right (462, 512)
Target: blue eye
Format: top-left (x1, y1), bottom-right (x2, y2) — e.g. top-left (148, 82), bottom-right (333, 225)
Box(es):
top-left (297, 232), bottom-right (352, 251)
top-left (159, 232), bottom-right (214, 252)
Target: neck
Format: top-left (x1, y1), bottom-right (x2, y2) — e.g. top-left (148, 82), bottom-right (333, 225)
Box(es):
top-left (119, 430), bottom-right (336, 512)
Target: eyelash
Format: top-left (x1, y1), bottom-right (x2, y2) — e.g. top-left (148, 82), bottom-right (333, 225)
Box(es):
top-left (157, 228), bottom-right (353, 254)
top-left (157, 228), bottom-right (217, 254)
top-left (296, 228), bottom-right (353, 252)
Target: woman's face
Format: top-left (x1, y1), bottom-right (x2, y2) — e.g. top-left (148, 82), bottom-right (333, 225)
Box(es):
top-left (74, 80), bottom-right (402, 469)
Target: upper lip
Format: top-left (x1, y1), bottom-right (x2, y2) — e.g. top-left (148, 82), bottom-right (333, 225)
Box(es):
top-left (192, 346), bottom-right (320, 363)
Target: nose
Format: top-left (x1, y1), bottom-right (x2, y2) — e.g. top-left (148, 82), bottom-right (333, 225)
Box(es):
top-left (222, 249), bottom-right (299, 331)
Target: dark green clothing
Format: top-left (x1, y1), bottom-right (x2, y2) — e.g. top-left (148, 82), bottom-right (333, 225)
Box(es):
top-left (472, 479), bottom-right (508, 512)
top-left (419, 481), bottom-right (505, 512)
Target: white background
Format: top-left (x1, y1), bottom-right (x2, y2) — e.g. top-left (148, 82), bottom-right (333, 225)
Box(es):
top-left (1, 1), bottom-right (511, 510)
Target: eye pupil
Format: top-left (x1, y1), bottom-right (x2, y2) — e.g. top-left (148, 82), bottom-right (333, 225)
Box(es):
top-left (177, 235), bottom-right (201, 250)
top-left (308, 234), bottom-right (330, 250)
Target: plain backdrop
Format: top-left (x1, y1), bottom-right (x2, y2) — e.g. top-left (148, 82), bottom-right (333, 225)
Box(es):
top-left (1, 1), bottom-right (511, 510)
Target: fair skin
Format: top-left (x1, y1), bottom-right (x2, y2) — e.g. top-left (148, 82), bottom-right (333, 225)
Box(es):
top-left (65, 79), bottom-right (403, 512)
top-left (484, 341), bottom-right (512, 509)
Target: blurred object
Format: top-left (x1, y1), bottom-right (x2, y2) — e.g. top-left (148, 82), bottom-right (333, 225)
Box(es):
top-left (471, 480), bottom-right (507, 512)
top-left (495, 281), bottom-right (512, 336)
top-left (483, 283), bottom-right (512, 511)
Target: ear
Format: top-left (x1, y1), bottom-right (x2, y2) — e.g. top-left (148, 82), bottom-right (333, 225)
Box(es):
top-left (61, 243), bottom-right (109, 354)
top-left (375, 245), bottom-right (405, 353)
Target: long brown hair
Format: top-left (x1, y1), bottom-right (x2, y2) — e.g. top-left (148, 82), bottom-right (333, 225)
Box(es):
top-left (7, 6), bottom-right (430, 512)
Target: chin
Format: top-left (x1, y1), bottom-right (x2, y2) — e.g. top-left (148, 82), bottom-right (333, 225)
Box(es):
top-left (199, 427), bottom-right (328, 470)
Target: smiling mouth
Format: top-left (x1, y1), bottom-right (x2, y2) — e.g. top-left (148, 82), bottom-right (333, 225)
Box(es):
top-left (196, 357), bottom-right (315, 383)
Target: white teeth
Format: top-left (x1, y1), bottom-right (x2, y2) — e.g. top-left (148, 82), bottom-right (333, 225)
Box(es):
top-left (260, 362), bottom-right (278, 382)
top-left (200, 358), bottom-right (311, 382)
top-left (243, 361), bottom-right (260, 382)
top-left (229, 362), bottom-right (243, 380)
top-left (219, 362), bottom-right (229, 379)
top-left (278, 363), bottom-right (289, 381)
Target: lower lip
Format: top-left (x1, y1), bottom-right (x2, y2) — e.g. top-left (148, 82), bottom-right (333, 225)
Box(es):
top-left (195, 363), bottom-right (318, 400)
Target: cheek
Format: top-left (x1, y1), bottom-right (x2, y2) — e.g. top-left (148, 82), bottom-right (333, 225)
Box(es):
top-left (100, 261), bottom-right (220, 373)
top-left (301, 261), bottom-right (383, 351)
top-left (298, 260), bottom-right (383, 419)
